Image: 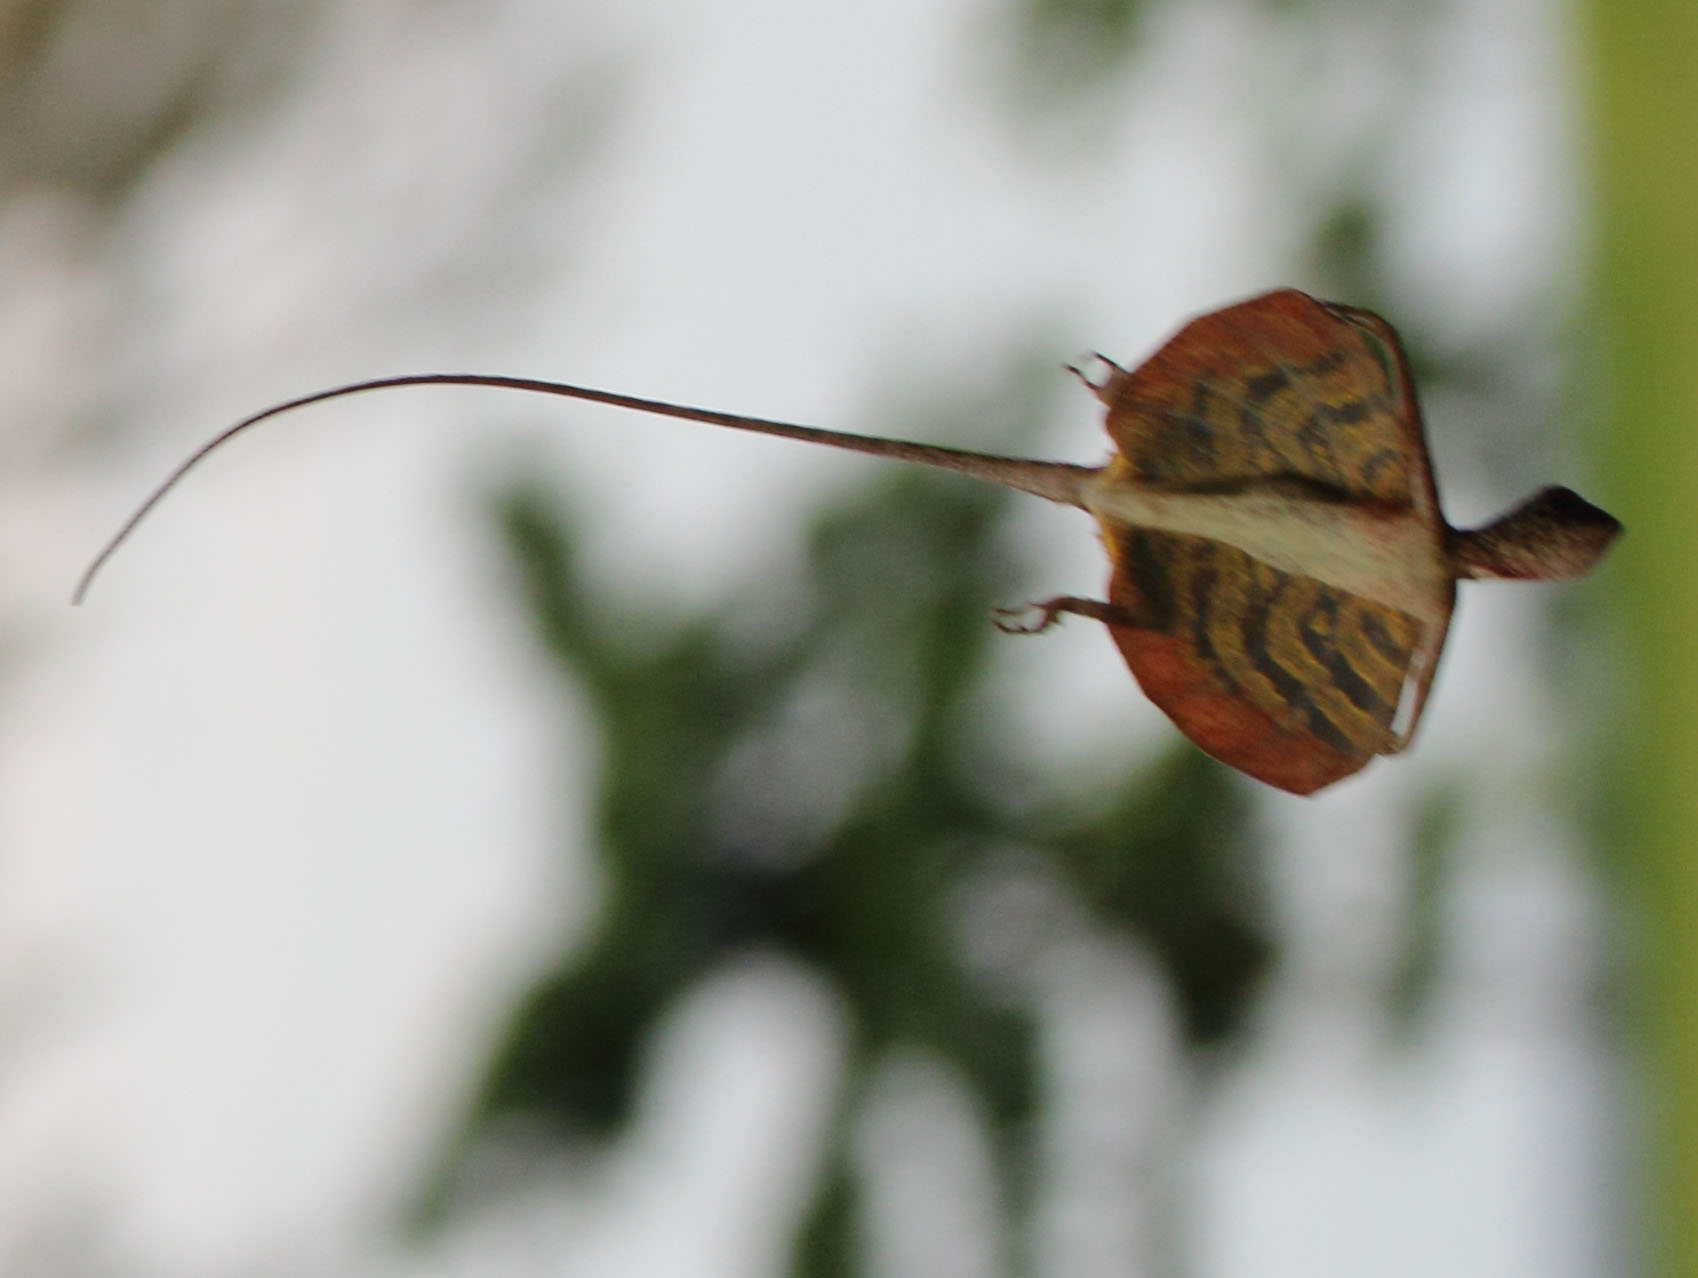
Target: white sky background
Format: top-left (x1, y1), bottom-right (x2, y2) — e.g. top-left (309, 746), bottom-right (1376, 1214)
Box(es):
top-left (0, 0), bottom-right (1620, 1274)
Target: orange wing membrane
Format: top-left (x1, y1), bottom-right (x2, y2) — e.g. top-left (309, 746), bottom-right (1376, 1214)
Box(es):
top-left (1085, 290), bottom-right (1456, 793)
top-left (1105, 292), bottom-right (1422, 505)
top-left (1101, 529), bottom-right (1431, 794)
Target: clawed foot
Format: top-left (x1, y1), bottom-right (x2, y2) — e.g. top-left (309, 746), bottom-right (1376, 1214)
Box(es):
top-left (992, 602), bottom-right (1064, 635)
top-left (1065, 353), bottom-right (1128, 406)
top-left (992, 595), bottom-right (1116, 635)
top-left (993, 594), bottom-right (1134, 635)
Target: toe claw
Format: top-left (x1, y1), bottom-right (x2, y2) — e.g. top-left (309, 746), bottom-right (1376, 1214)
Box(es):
top-left (1068, 353), bottom-right (1128, 405)
top-left (991, 602), bottom-right (1060, 636)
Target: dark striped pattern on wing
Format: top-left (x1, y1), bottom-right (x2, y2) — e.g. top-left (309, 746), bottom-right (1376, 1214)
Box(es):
top-left (1115, 528), bottom-right (1421, 762)
top-left (1105, 290), bottom-right (1417, 506)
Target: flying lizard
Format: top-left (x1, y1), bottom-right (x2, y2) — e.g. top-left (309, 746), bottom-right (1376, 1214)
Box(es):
top-left (77, 289), bottom-right (1621, 794)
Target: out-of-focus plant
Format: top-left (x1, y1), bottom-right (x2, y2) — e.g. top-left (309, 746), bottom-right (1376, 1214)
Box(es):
top-left (1585, 6), bottom-right (1698, 1275)
top-left (419, 364), bottom-right (1274, 1273)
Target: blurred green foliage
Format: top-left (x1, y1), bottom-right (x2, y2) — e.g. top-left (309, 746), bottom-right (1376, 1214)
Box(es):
top-left (1003, 0), bottom-right (1329, 96)
top-left (1585, 5), bottom-right (1698, 1275)
top-left (1386, 783), bottom-right (1462, 1036)
top-left (21, 0), bottom-right (1614, 1268)
top-left (422, 389), bottom-right (1274, 1270)
top-left (0, 0), bottom-right (313, 201)
top-left (1010, 0), bottom-right (1145, 85)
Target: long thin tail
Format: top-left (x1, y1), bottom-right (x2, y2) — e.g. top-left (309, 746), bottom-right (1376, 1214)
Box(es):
top-left (74, 372), bottom-right (1098, 603)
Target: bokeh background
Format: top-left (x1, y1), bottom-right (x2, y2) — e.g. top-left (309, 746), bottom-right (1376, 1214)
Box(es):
top-left (2, 0), bottom-right (1683, 1274)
